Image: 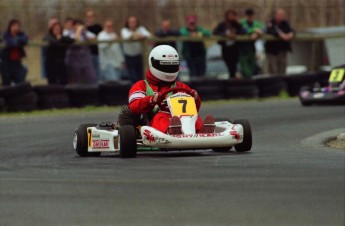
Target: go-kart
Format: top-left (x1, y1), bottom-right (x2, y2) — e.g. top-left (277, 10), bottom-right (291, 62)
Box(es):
top-left (299, 67), bottom-right (345, 106)
top-left (73, 87), bottom-right (252, 158)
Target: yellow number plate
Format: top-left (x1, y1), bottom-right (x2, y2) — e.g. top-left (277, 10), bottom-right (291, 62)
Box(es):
top-left (169, 96), bottom-right (197, 117)
top-left (329, 68), bottom-right (345, 83)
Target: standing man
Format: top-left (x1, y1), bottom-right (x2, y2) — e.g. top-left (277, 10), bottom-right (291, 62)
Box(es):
top-left (97, 19), bottom-right (124, 81)
top-left (85, 10), bottom-right (103, 80)
top-left (239, 8), bottom-right (264, 78)
top-left (121, 16), bottom-right (151, 83)
top-left (155, 19), bottom-right (180, 49)
top-left (265, 8), bottom-right (294, 74)
top-left (180, 15), bottom-right (210, 77)
top-left (213, 10), bottom-right (244, 78)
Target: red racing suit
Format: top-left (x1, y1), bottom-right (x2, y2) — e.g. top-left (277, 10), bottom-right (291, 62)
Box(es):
top-left (128, 70), bottom-right (203, 133)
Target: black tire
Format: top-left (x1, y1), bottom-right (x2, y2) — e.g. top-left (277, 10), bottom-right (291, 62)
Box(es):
top-left (99, 81), bottom-right (132, 106)
top-left (225, 85), bottom-right (259, 98)
top-left (0, 83), bottom-right (33, 98)
top-left (224, 79), bottom-right (259, 99)
top-left (254, 75), bottom-right (287, 97)
top-left (298, 86), bottom-right (313, 106)
top-left (119, 125), bottom-right (137, 158)
top-left (284, 73), bottom-right (318, 96)
top-left (34, 85), bottom-right (66, 95)
top-left (0, 97), bottom-right (5, 112)
top-left (233, 119), bottom-right (252, 152)
top-left (65, 84), bottom-right (100, 107)
top-left (73, 123), bottom-right (101, 157)
top-left (189, 78), bottom-right (226, 100)
top-left (37, 93), bottom-right (70, 109)
top-left (6, 92), bottom-right (38, 112)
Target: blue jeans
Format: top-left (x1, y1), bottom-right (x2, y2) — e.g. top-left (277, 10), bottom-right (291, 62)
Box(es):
top-left (91, 54), bottom-right (100, 81)
top-left (0, 60), bottom-right (27, 86)
top-left (186, 56), bottom-right (206, 77)
top-left (124, 55), bottom-right (143, 83)
top-left (100, 65), bottom-right (121, 81)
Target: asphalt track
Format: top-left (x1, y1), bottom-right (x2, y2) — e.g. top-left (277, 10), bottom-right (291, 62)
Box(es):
top-left (0, 99), bottom-right (344, 226)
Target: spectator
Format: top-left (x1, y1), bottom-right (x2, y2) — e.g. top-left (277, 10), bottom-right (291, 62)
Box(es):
top-left (155, 19), bottom-right (180, 48)
top-left (239, 8), bottom-right (264, 78)
top-left (97, 19), bottom-right (125, 81)
top-left (64, 19), bottom-right (97, 84)
top-left (85, 10), bottom-right (103, 80)
top-left (213, 10), bottom-right (244, 78)
top-left (121, 16), bottom-right (151, 83)
top-left (63, 17), bottom-right (74, 36)
top-left (0, 19), bottom-right (28, 86)
top-left (265, 8), bottom-right (294, 74)
top-left (181, 15), bottom-right (210, 77)
top-left (44, 22), bottom-right (74, 85)
top-left (41, 17), bottom-right (59, 80)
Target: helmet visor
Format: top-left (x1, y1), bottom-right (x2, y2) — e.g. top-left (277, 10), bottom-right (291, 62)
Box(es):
top-left (151, 58), bottom-right (180, 73)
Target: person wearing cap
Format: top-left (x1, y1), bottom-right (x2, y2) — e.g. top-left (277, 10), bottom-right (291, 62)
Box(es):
top-left (239, 8), bottom-right (264, 78)
top-left (128, 45), bottom-right (215, 135)
top-left (180, 15), bottom-right (211, 77)
top-left (213, 10), bottom-right (244, 78)
top-left (265, 9), bottom-right (294, 74)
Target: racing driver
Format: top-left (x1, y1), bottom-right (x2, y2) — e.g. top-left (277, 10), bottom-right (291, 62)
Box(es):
top-left (128, 45), bottom-right (214, 135)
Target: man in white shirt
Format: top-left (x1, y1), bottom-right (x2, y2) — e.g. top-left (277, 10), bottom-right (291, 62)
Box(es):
top-left (98, 19), bottom-right (124, 81)
top-left (121, 16), bottom-right (151, 83)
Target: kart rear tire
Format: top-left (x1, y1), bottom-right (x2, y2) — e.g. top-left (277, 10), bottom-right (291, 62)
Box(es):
top-left (74, 123), bottom-right (101, 157)
top-left (119, 125), bottom-right (137, 158)
top-left (234, 119), bottom-right (252, 152)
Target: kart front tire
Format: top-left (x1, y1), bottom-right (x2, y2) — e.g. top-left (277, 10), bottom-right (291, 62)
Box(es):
top-left (119, 125), bottom-right (137, 158)
top-left (74, 123), bottom-right (101, 157)
top-left (234, 119), bottom-right (252, 152)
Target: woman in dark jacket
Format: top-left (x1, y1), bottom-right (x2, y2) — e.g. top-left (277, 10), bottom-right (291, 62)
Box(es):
top-left (213, 10), bottom-right (244, 78)
top-left (44, 22), bottom-right (74, 85)
top-left (0, 19), bottom-right (29, 86)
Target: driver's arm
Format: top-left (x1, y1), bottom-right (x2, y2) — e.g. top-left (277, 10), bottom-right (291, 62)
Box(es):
top-left (128, 81), bottom-right (162, 114)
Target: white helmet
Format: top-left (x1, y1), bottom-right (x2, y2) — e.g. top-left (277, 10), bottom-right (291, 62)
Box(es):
top-left (148, 45), bottom-right (180, 82)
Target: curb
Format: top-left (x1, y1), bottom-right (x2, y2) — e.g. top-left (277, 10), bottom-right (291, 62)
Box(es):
top-left (301, 128), bottom-right (345, 151)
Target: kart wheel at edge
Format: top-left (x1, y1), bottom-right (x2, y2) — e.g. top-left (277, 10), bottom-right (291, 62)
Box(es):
top-left (74, 123), bottom-right (101, 157)
top-left (213, 118), bottom-right (232, 152)
top-left (119, 125), bottom-right (137, 158)
top-left (233, 119), bottom-right (252, 152)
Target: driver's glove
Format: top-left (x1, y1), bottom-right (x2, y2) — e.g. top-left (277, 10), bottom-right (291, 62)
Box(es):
top-left (149, 92), bottom-right (164, 106)
top-left (189, 89), bottom-right (199, 101)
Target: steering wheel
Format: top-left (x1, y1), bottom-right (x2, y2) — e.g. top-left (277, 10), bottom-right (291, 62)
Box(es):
top-left (160, 87), bottom-right (193, 97)
top-left (157, 87), bottom-right (193, 109)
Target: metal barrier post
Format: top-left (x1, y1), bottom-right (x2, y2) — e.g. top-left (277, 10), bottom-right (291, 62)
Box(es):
top-left (142, 39), bottom-right (149, 79)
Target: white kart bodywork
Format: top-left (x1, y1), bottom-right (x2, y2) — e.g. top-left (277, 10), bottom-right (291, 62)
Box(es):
top-left (84, 92), bottom-right (244, 153)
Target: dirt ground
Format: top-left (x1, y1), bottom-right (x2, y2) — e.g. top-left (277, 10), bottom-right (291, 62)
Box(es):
top-left (327, 138), bottom-right (345, 150)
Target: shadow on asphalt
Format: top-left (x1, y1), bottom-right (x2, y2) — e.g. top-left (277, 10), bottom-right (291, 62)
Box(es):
top-left (100, 151), bottom-right (250, 158)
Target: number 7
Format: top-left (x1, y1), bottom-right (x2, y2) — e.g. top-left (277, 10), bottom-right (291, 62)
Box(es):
top-left (178, 100), bottom-right (187, 113)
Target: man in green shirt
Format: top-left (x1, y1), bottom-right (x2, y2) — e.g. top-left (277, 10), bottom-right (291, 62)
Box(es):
top-left (180, 15), bottom-right (210, 77)
top-left (239, 9), bottom-right (264, 78)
